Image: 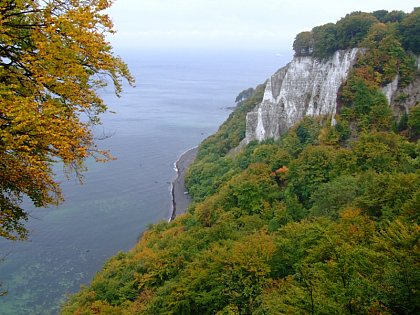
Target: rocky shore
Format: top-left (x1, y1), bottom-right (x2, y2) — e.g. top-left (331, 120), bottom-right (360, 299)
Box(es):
top-left (170, 147), bottom-right (197, 221)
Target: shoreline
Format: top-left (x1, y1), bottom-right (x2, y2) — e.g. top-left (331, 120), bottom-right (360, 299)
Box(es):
top-left (169, 147), bottom-right (198, 221)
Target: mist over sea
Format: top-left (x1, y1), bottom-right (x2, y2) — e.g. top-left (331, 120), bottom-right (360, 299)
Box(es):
top-left (0, 49), bottom-right (291, 314)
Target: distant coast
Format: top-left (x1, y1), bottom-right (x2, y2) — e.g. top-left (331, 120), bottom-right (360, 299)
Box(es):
top-left (170, 147), bottom-right (198, 221)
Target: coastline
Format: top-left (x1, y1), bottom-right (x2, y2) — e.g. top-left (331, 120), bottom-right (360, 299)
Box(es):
top-left (169, 147), bottom-right (198, 221)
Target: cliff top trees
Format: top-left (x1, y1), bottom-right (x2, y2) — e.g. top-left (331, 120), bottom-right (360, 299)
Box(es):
top-left (292, 8), bottom-right (419, 59)
top-left (335, 12), bottom-right (379, 49)
top-left (399, 7), bottom-right (420, 54)
top-left (292, 11), bottom-right (379, 59)
top-left (292, 31), bottom-right (313, 56)
top-left (0, 0), bottom-right (134, 240)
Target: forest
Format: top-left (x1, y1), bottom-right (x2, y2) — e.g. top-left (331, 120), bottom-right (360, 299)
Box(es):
top-left (61, 9), bottom-right (420, 314)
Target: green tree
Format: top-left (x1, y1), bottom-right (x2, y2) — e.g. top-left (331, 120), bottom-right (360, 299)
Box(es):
top-left (383, 10), bottom-right (407, 23)
top-left (399, 8), bottom-right (420, 54)
top-left (293, 31), bottom-right (313, 56)
top-left (0, 0), bottom-right (134, 240)
top-left (288, 145), bottom-right (355, 207)
top-left (309, 175), bottom-right (359, 219)
top-left (250, 144), bottom-right (291, 171)
top-left (221, 163), bottom-right (280, 217)
top-left (372, 10), bottom-right (389, 23)
top-left (336, 12), bottom-right (378, 49)
top-left (355, 172), bottom-right (420, 219)
top-left (312, 23), bottom-right (338, 59)
top-left (353, 132), bottom-right (413, 173)
top-left (361, 25), bottom-right (415, 86)
top-left (408, 104), bottom-right (420, 136)
top-left (372, 220), bottom-right (420, 314)
top-left (146, 231), bottom-right (275, 315)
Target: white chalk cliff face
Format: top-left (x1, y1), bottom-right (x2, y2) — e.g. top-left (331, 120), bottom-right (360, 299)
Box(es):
top-left (381, 75), bottom-right (399, 105)
top-left (245, 49), bottom-right (359, 142)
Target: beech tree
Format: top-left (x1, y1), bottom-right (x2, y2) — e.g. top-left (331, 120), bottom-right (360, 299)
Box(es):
top-left (0, 0), bottom-right (134, 240)
top-left (335, 12), bottom-right (379, 49)
top-left (400, 8), bottom-right (420, 54)
top-left (293, 31), bottom-right (313, 56)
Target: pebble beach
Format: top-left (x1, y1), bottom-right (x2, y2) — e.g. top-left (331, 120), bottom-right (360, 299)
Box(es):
top-left (170, 147), bottom-right (198, 220)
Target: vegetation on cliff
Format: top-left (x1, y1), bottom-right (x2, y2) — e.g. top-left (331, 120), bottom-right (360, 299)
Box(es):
top-left (61, 9), bottom-right (419, 315)
top-left (293, 8), bottom-right (420, 59)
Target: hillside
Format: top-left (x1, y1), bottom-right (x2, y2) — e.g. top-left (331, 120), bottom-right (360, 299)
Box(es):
top-left (61, 9), bottom-right (420, 315)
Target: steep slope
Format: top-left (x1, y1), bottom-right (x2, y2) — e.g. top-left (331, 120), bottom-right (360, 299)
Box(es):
top-left (61, 9), bottom-right (420, 315)
top-left (246, 49), bottom-right (358, 142)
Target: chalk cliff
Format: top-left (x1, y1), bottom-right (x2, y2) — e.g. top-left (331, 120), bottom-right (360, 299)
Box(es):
top-left (245, 49), bottom-right (359, 143)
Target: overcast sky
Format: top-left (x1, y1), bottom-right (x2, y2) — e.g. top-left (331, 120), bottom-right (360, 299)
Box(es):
top-left (107, 0), bottom-right (417, 52)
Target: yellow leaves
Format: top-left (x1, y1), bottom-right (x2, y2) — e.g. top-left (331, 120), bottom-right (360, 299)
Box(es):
top-left (0, 0), bottom-right (133, 239)
top-left (229, 230), bottom-right (276, 275)
top-left (340, 207), bottom-right (362, 219)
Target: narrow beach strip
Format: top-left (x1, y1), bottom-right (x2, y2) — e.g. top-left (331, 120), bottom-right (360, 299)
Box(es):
top-left (169, 147), bottom-right (198, 221)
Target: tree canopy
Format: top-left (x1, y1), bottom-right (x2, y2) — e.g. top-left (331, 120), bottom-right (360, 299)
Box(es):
top-left (58, 7), bottom-right (419, 315)
top-left (0, 0), bottom-right (134, 240)
top-left (293, 8), bottom-right (420, 59)
top-left (399, 7), bottom-right (420, 54)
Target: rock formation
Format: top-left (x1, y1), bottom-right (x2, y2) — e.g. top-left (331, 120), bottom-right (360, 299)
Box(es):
top-left (245, 49), bottom-right (359, 143)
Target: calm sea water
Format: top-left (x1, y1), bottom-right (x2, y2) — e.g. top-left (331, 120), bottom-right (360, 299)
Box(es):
top-left (0, 49), bottom-right (291, 314)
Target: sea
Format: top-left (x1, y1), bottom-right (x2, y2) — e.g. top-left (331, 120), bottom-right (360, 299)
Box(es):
top-left (0, 48), bottom-right (292, 314)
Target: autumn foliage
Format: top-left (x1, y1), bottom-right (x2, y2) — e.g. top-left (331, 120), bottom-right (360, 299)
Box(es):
top-left (62, 8), bottom-right (419, 315)
top-left (0, 0), bottom-right (133, 240)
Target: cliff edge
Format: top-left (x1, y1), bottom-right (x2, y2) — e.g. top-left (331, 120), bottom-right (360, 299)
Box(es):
top-left (245, 49), bottom-right (359, 143)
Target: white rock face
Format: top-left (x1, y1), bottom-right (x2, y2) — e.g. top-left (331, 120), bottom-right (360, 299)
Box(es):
top-left (381, 75), bottom-right (399, 105)
top-left (245, 49), bottom-right (359, 142)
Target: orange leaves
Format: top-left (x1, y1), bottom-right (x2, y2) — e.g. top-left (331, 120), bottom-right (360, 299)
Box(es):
top-left (271, 166), bottom-right (289, 180)
top-left (0, 0), bottom-right (133, 239)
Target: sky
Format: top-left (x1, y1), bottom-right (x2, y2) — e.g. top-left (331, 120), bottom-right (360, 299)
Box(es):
top-left (107, 0), bottom-right (417, 52)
